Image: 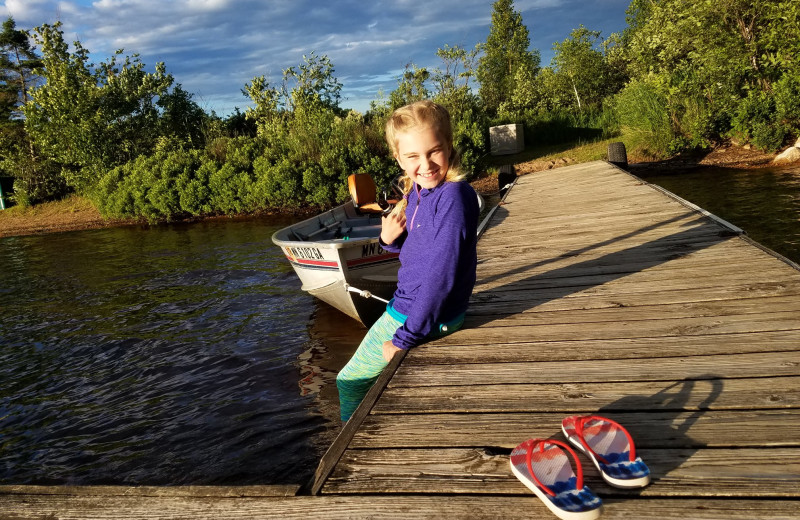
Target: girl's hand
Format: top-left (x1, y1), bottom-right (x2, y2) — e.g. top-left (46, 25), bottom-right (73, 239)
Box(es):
top-left (380, 209), bottom-right (406, 245)
top-left (382, 340), bottom-right (402, 362)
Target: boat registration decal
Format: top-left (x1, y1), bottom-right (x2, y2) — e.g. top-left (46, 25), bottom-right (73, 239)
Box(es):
top-left (284, 246), bottom-right (338, 269)
top-left (361, 243), bottom-right (385, 257)
top-left (286, 246), bottom-right (324, 261)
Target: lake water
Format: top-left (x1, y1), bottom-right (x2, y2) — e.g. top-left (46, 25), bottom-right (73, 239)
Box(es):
top-left (637, 164), bottom-right (800, 264)
top-left (0, 217), bottom-right (366, 487)
top-left (1, 163), bottom-right (797, 487)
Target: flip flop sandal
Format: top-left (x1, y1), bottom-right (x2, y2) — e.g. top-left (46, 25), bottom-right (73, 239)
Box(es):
top-left (510, 438), bottom-right (603, 520)
top-left (562, 415), bottom-right (651, 489)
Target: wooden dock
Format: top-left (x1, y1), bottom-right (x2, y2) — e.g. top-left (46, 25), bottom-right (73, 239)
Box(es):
top-left (3, 160), bottom-right (799, 518)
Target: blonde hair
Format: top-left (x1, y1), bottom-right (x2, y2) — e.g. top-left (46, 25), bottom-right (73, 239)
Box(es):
top-left (385, 100), bottom-right (465, 216)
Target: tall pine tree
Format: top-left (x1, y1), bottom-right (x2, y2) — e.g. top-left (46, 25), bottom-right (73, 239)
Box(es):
top-left (476, 0), bottom-right (539, 116)
top-left (0, 17), bottom-right (40, 121)
top-left (0, 17), bottom-right (48, 204)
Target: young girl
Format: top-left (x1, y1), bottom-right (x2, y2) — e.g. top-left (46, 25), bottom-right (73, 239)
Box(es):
top-left (336, 100), bottom-right (479, 422)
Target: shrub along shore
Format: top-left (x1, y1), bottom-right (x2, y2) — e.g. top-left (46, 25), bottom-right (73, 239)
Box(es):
top-left (0, 138), bottom-right (782, 239)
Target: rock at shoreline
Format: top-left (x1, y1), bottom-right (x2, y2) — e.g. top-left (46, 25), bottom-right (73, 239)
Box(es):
top-left (773, 145), bottom-right (800, 165)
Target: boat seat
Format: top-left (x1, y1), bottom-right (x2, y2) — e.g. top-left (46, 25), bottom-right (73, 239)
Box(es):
top-left (348, 173), bottom-right (397, 214)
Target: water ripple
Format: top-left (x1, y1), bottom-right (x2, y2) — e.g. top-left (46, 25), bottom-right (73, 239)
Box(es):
top-left (0, 217), bottom-right (330, 485)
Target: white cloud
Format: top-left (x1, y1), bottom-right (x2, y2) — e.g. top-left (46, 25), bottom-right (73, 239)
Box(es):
top-left (1, 0), bottom-right (54, 21)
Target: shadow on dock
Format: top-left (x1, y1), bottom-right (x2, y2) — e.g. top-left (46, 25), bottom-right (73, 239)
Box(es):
top-left (596, 376), bottom-right (724, 490)
top-left (468, 212), bottom-right (733, 327)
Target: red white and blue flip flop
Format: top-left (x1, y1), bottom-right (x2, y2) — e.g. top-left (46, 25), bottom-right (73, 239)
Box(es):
top-left (510, 438), bottom-right (603, 520)
top-left (562, 415), bottom-right (651, 489)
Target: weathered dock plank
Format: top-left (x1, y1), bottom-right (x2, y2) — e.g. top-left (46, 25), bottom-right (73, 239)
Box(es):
top-left (347, 410), bottom-right (800, 448)
top-left (2, 492), bottom-right (798, 520)
top-left (326, 447), bottom-right (800, 497)
top-left (409, 330), bottom-right (800, 363)
top-left (375, 376), bottom-right (800, 413)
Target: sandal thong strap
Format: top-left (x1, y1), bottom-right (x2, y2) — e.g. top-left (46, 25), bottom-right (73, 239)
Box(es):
top-left (574, 415), bottom-right (637, 464)
top-left (525, 438), bottom-right (584, 497)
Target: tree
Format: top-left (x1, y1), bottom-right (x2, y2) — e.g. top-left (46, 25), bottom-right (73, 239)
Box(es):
top-left (157, 84), bottom-right (209, 148)
top-left (551, 26), bottom-right (609, 111)
top-left (476, 0), bottom-right (540, 115)
top-left (388, 63), bottom-right (430, 110)
top-left (24, 22), bottom-right (173, 191)
top-left (0, 17), bottom-right (40, 120)
top-left (0, 17), bottom-right (59, 204)
top-left (432, 44), bottom-right (479, 101)
top-left (621, 0), bottom-right (800, 151)
top-left (284, 52), bottom-right (342, 114)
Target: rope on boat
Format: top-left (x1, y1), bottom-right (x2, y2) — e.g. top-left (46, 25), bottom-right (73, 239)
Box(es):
top-left (345, 284), bottom-right (390, 304)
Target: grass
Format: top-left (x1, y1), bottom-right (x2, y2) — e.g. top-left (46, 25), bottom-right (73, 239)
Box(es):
top-left (0, 193), bottom-right (95, 218)
top-left (0, 194), bottom-right (117, 237)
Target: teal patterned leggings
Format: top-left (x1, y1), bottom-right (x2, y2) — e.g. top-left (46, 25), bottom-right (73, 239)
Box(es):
top-left (336, 309), bottom-right (463, 422)
top-left (336, 311), bottom-right (402, 422)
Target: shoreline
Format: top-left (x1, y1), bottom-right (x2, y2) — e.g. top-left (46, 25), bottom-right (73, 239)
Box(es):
top-left (0, 144), bottom-right (788, 240)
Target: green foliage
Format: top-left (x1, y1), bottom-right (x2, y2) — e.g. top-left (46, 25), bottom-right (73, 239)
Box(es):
top-left (730, 91), bottom-right (786, 152)
top-left (0, 17), bottom-right (62, 204)
top-left (613, 79), bottom-right (674, 156)
top-left (18, 0), bottom-right (800, 220)
top-left (551, 26), bottom-right (609, 111)
top-left (620, 0), bottom-right (799, 153)
top-left (508, 107), bottom-right (610, 147)
top-left (477, 0), bottom-right (540, 116)
top-left (94, 53), bottom-right (397, 221)
top-left (0, 17), bottom-right (40, 120)
top-left (773, 73), bottom-right (800, 137)
top-left (24, 22), bottom-right (173, 192)
top-left (433, 44), bottom-right (480, 100)
top-left (8, 157), bottom-right (64, 207)
top-left (93, 148), bottom-right (203, 221)
top-left (388, 64), bottom-right (431, 110)
top-left (157, 84), bottom-right (209, 148)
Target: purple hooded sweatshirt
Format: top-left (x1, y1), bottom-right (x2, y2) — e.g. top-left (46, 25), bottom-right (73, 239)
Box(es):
top-left (379, 180), bottom-right (479, 349)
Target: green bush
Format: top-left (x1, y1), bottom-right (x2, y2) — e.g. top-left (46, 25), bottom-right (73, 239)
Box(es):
top-left (7, 159), bottom-right (67, 207)
top-left (93, 148), bottom-right (206, 221)
top-left (613, 79), bottom-right (674, 156)
top-left (508, 107), bottom-right (607, 147)
top-left (774, 74), bottom-right (800, 139)
top-left (252, 156), bottom-right (304, 207)
top-left (731, 91), bottom-right (787, 152)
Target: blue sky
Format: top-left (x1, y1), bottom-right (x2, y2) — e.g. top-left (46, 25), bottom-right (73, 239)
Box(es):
top-left (2, 0), bottom-right (632, 116)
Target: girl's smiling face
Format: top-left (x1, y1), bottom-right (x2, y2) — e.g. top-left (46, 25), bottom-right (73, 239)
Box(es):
top-left (395, 125), bottom-right (451, 190)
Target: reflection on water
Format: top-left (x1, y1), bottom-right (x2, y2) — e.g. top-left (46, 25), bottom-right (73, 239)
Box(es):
top-left (0, 217), bottom-right (363, 486)
top-left (639, 165), bottom-right (800, 264)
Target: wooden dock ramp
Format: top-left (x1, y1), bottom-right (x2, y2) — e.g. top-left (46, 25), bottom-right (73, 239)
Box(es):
top-left (3, 160), bottom-right (799, 519)
top-left (311, 160), bottom-right (800, 517)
